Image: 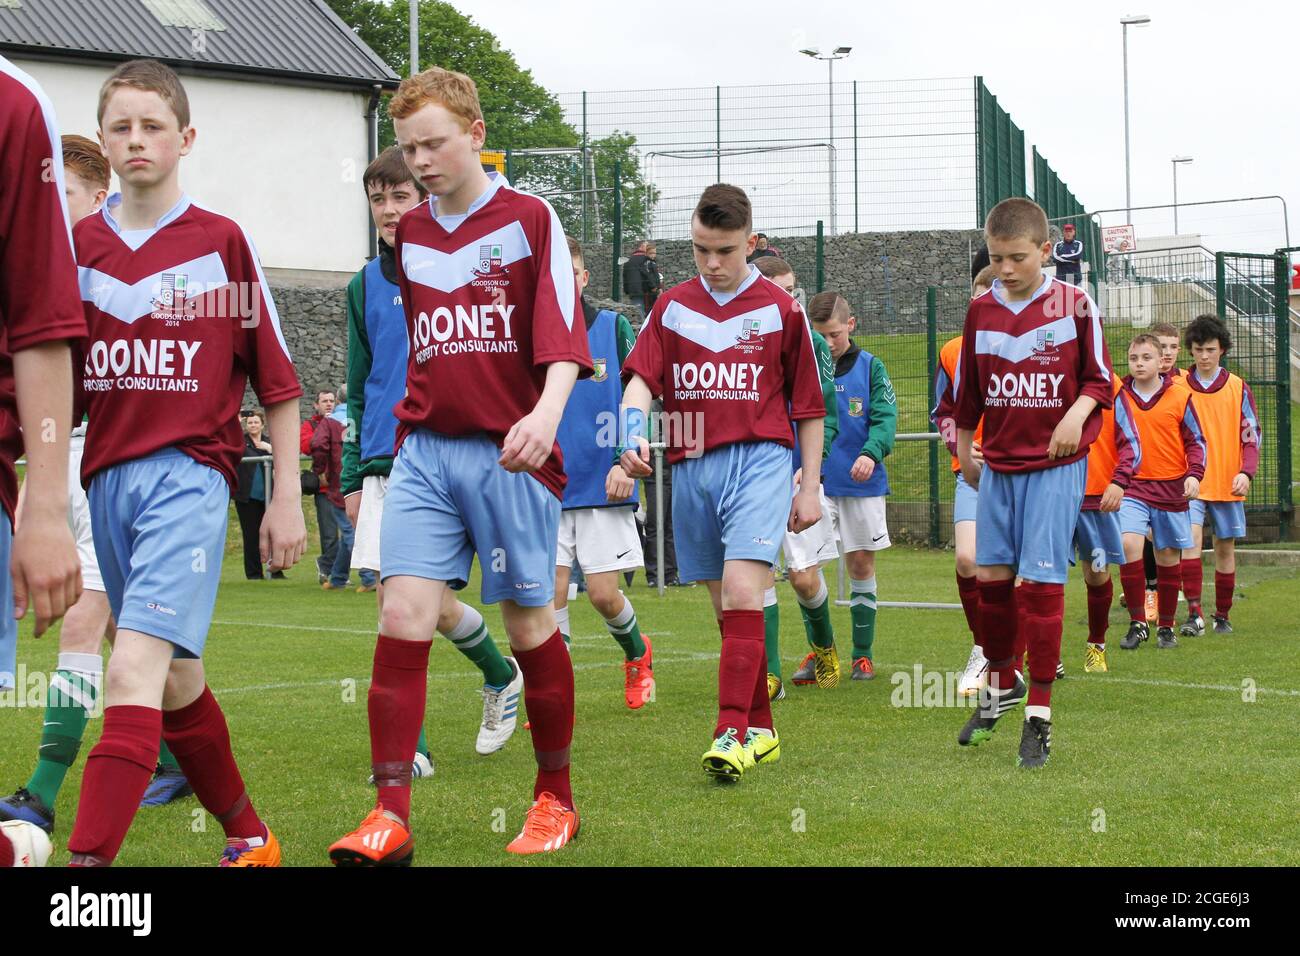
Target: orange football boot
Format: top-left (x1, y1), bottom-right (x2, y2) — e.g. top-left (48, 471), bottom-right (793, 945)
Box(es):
top-left (623, 636), bottom-right (655, 709)
top-left (328, 808), bottom-right (414, 867)
top-left (219, 824), bottom-right (282, 867)
top-left (505, 793), bottom-right (579, 855)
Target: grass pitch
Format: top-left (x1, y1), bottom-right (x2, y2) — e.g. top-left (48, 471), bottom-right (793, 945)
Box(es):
top-left (3, 526), bottom-right (1297, 867)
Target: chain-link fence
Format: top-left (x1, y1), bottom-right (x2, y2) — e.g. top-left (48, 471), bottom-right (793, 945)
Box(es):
top-left (869, 255), bottom-right (1293, 545)
top-left (552, 77), bottom-right (997, 241)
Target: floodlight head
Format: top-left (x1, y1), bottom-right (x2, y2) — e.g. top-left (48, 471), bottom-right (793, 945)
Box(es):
top-left (1172, 155), bottom-right (1193, 164)
top-left (1120, 14), bottom-right (1151, 25)
top-left (800, 48), bottom-right (820, 58)
top-left (834, 46), bottom-right (852, 55)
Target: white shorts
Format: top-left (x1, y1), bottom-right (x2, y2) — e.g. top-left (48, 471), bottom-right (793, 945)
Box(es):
top-left (350, 474), bottom-right (386, 573)
top-left (557, 507), bottom-right (643, 574)
top-left (68, 431), bottom-right (104, 592)
top-left (827, 495), bottom-right (891, 553)
top-left (782, 486), bottom-right (838, 571)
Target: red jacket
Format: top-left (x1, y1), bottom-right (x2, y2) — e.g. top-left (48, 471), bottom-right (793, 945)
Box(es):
top-left (301, 414), bottom-right (329, 493)
top-left (309, 417), bottom-right (344, 507)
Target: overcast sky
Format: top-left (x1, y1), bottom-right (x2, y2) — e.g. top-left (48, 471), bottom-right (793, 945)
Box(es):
top-left (454, 0), bottom-right (1297, 253)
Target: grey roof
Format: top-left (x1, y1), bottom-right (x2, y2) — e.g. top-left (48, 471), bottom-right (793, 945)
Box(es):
top-left (0, 0), bottom-right (400, 89)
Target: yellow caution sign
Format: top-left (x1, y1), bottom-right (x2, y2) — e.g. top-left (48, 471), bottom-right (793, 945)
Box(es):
top-left (480, 150), bottom-right (506, 174)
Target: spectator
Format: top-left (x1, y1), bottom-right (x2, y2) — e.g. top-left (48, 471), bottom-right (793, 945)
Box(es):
top-left (642, 241), bottom-right (662, 314)
top-left (234, 410), bottom-right (284, 580)
top-left (330, 382), bottom-right (348, 425)
top-left (1052, 223), bottom-right (1084, 285)
top-left (301, 389), bottom-right (340, 582)
top-left (622, 240), bottom-right (648, 305)
top-left (310, 408), bottom-right (377, 592)
top-left (747, 232), bottom-right (778, 263)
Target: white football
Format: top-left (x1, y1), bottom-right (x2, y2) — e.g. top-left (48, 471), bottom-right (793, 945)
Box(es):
top-left (1, 820), bottom-right (52, 867)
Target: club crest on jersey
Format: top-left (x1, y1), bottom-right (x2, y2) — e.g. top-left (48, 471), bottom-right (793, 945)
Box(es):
top-left (471, 243), bottom-right (510, 291)
top-left (848, 396), bottom-right (864, 418)
top-left (1029, 328), bottom-right (1062, 366)
top-left (737, 317), bottom-right (762, 342)
top-left (478, 243), bottom-right (503, 274)
top-left (591, 357), bottom-right (608, 382)
top-left (732, 316), bottom-right (767, 354)
top-left (152, 273), bottom-right (194, 326)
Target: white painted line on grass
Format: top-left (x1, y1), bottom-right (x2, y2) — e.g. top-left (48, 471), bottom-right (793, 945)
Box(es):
top-left (213, 650), bottom-right (717, 696)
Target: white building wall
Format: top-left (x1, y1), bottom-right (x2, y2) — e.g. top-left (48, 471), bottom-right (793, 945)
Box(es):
top-left (13, 58), bottom-right (372, 275)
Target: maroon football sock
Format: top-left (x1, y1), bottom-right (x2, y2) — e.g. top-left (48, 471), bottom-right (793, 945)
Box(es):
top-left (514, 631), bottom-right (575, 807)
top-left (67, 705), bottom-right (161, 865)
top-left (977, 579), bottom-right (1018, 690)
top-left (163, 686), bottom-right (262, 841)
top-left (368, 634), bottom-right (431, 825)
top-left (1156, 563), bottom-right (1181, 629)
top-left (1215, 571), bottom-right (1235, 619)
top-left (716, 609), bottom-right (764, 738)
top-left (1181, 557), bottom-right (1203, 615)
top-left (1120, 560), bottom-right (1147, 623)
top-left (1020, 581), bottom-right (1065, 708)
top-left (1086, 578), bottom-right (1113, 646)
top-left (747, 643), bottom-right (773, 731)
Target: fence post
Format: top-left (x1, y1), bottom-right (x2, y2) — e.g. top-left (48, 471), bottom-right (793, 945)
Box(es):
top-left (612, 159), bottom-right (622, 301)
top-left (1214, 252), bottom-right (1226, 321)
top-left (1275, 252), bottom-right (1293, 539)
top-left (853, 80), bottom-right (859, 233)
top-left (974, 76), bottom-right (985, 225)
top-left (815, 220), bottom-right (825, 293)
top-left (926, 287), bottom-right (940, 547)
top-left (715, 86), bottom-right (721, 183)
top-left (505, 148), bottom-right (513, 185)
top-left (581, 91), bottom-right (589, 244)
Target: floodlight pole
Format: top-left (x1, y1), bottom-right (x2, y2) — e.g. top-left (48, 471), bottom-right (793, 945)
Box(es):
top-left (1120, 15), bottom-right (1151, 224)
top-left (409, 0), bottom-right (419, 75)
top-left (802, 47), bottom-right (851, 235)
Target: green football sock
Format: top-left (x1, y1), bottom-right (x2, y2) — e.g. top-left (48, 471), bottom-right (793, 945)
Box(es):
top-left (604, 595), bottom-right (646, 661)
top-left (25, 653), bottom-right (101, 807)
top-left (796, 572), bottom-right (837, 649)
top-left (850, 576), bottom-right (878, 660)
top-left (416, 726), bottom-right (428, 757)
top-left (157, 737), bottom-right (181, 771)
top-left (763, 587), bottom-right (781, 679)
top-left (444, 603), bottom-right (513, 687)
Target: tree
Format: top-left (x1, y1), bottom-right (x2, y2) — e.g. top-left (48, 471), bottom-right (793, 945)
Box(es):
top-left (326, 0), bottom-right (574, 152)
top-left (327, 1), bottom-right (655, 242)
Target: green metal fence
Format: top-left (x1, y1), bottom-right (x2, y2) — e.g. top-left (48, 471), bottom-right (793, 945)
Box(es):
top-left (974, 77), bottom-right (1025, 221)
top-left (861, 252), bottom-right (1294, 546)
top-left (1215, 251), bottom-right (1293, 538)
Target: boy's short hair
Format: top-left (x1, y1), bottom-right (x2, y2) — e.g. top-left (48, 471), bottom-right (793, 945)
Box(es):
top-left (98, 59), bottom-right (190, 129)
top-left (566, 234), bottom-right (584, 266)
top-left (1129, 333), bottom-right (1161, 353)
top-left (753, 256), bottom-right (793, 280)
top-left (985, 197), bottom-right (1049, 246)
top-left (807, 291), bottom-right (850, 325)
top-left (389, 67), bottom-right (483, 129)
top-left (972, 264), bottom-right (997, 291)
top-left (693, 184), bottom-right (752, 232)
top-left (1151, 322), bottom-right (1180, 340)
top-left (62, 134), bottom-right (110, 190)
top-left (316, 389), bottom-right (335, 401)
top-left (363, 145), bottom-right (427, 197)
top-left (1185, 314), bottom-right (1232, 353)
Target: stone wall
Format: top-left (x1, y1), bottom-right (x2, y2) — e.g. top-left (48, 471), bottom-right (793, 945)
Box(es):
top-left (583, 228), bottom-right (984, 334)
top-left (244, 285), bottom-right (349, 418)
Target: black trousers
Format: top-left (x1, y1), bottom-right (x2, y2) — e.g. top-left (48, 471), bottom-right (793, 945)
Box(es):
top-left (234, 498), bottom-right (266, 579)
